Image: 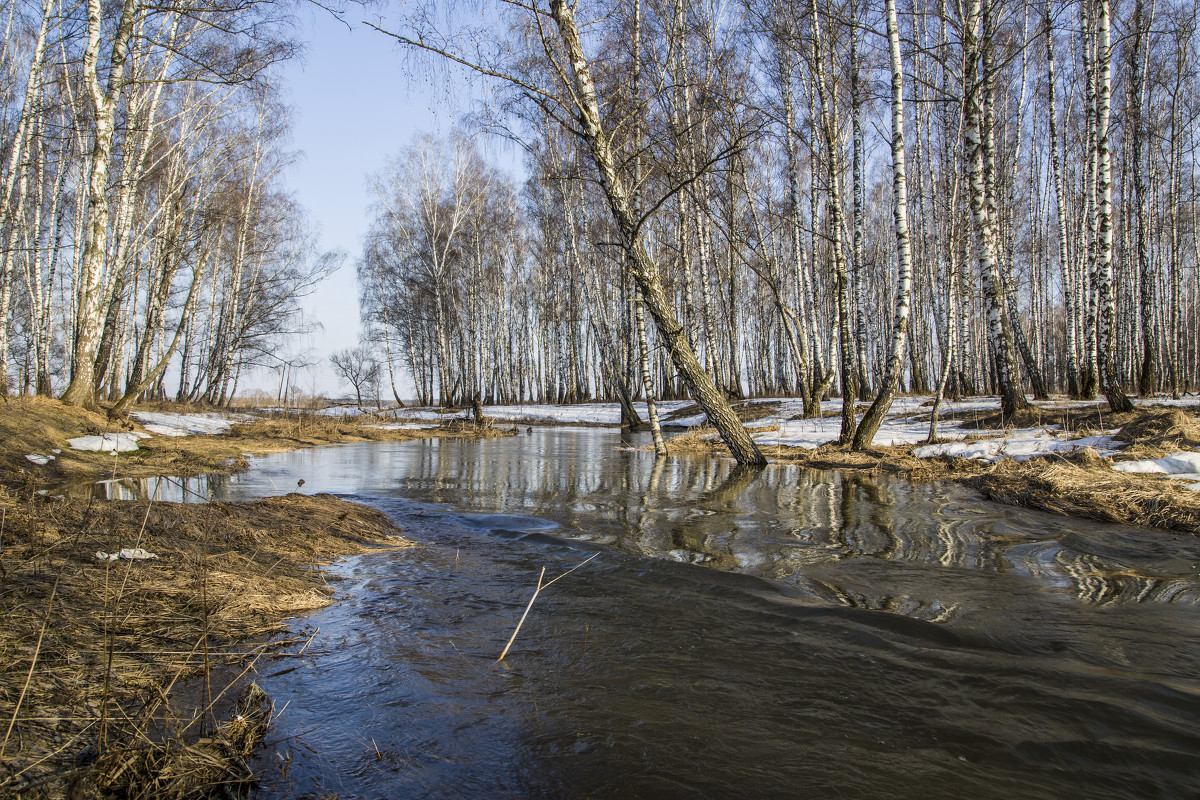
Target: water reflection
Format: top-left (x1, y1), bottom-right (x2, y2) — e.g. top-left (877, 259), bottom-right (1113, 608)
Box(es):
top-left (175, 429), bottom-right (1200, 619)
top-left (71, 472), bottom-right (232, 503)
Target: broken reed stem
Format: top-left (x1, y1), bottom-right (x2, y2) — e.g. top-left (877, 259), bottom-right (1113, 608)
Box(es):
top-left (2, 575), bottom-right (60, 757)
top-left (497, 567), bottom-right (544, 664)
top-left (496, 553), bottom-right (599, 663)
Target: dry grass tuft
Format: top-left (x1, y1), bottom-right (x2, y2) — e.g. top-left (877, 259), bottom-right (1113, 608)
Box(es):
top-left (436, 418), bottom-right (517, 438)
top-left (87, 682), bottom-right (270, 800)
top-left (968, 458), bottom-right (1200, 534)
top-left (0, 490), bottom-right (409, 797)
top-left (1114, 409), bottom-right (1200, 454)
top-left (662, 424), bottom-right (720, 451)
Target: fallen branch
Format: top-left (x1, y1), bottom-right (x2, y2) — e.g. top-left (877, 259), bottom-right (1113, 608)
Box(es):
top-left (496, 553), bottom-right (599, 663)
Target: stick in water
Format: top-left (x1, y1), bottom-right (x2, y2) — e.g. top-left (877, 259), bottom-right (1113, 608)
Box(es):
top-left (496, 553), bottom-right (598, 663)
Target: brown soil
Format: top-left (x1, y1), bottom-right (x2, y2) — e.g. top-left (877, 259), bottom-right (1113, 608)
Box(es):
top-left (0, 488), bottom-right (408, 798)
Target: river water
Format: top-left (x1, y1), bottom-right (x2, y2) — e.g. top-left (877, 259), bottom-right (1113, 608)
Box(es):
top-left (157, 427), bottom-right (1200, 798)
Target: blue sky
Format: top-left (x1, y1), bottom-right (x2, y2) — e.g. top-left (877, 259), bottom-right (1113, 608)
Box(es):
top-left (264, 7), bottom-right (521, 398)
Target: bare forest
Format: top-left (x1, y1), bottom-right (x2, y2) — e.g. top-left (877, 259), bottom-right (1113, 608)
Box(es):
top-left (3, 0), bottom-right (1200, 459)
top-left (361, 0), bottom-right (1200, 463)
top-left (0, 0), bottom-right (336, 412)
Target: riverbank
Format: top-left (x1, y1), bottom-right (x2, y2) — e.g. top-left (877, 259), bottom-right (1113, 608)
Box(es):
top-left (0, 397), bottom-right (509, 797)
top-left (0, 488), bottom-right (409, 798)
top-left (0, 396), bottom-right (511, 488)
top-left (670, 401), bottom-right (1200, 534)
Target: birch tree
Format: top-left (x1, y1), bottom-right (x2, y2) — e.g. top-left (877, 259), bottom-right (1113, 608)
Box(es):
top-left (853, 0), bottom-right (914, 448)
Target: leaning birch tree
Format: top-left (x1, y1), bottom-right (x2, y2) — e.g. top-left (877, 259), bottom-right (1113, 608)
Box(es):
top-left (372, 0), bottom-right (767, 465)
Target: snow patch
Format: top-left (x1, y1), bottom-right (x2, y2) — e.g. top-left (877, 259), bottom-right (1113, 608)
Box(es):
top-left (25, 454), bottom-right (53, 465)
top-left (130, 412), bottom-right (234, 437)
top-left (1111, 451), bottom-right (1200, 492)
top-left (67, 433), bottom-right (147, 453)
top-left (95, 548), bottom-right (158, 562)
top-left (384, 401), bottom-right (695, 427)
top-left (1112, 451), bottom-right (1200, 476)
top-left (913, 428), bottom-right (1120, 463)
top-left (751, 416), bottom-right (969, 450)
top-left (369, 423), bottom-right (440, 431)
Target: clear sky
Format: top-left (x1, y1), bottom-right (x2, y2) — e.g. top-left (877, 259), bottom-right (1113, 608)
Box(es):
top-left (259, 7), bottom-right (477, 398)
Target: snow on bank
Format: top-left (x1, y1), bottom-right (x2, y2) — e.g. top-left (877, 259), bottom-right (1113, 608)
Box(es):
top-left (129, 411), bottom-right (236, 437)
top-left (1112, 452), bottom-right (1200, 491)
top-left (318, 393), bottom-right (1198, 465)
top-left (354, 393), bottom-right (1199, 432)
top-left (58, 412), bottom-right (236, 456)
top-left (718, 396), bottom-right (1132, 462)
top-left (750, 414), bottom-right (968, 449)
top-left (67, 432), bottom-right (148, 453)
top-left (913, 429), bottom-right (1120, 462)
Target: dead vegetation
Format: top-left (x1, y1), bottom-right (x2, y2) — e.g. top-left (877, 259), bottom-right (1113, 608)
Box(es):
top-left (967, 452), bottom-right (1200, 533)
top-left (0, 398), bottom-right (506, 797)
top-left (0, 489), bottom-right (409, 798)
top-left (1114, 408), bottom-right (1200, 456)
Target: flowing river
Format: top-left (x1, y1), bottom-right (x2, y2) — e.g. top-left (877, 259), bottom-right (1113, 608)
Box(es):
top-left (113, 427), bottom-right (1200, 798)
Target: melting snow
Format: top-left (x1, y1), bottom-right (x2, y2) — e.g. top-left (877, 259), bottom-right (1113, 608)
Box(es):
top-left (67, 432), bottom-right (147, 453)
top-left (129, 412), bottom-right (234, 437)
top-left (25, 453), bottom-right (53, 465)
top-left (95, 548), bottom-right (158, 561)
top-left (1111, 451), bottom-right (1200, 475)
top-left (913, 429), bottom-right (1120, 462)
top-left (382, 401), bottom-right (695, 426)
top-left (369, 422), bottom-right (440, 431)
top-left (1112, 452), bottom-right (1200, 491)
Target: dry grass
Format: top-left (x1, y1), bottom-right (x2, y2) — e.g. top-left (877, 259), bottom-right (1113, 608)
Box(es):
top-left (968, 453), bottom-right (1200, 533)
top-left (768, 443), bottom-right (971, 482)
top-left (660, 424), bottom-right (721, 451)
top-left (1113, 409), bottom-right (1200, 458)
top-left (0, 489), bottom-right (409, 797)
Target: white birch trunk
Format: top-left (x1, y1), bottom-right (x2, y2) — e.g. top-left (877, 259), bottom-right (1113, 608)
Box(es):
top-left (854, 0), bottom-right (914, 448)
top-left (962, 0), bottom-right (1028, 418)
top-left (61, 0), bottom-right (140, 406)
top-left (1093, 0), bottom-right (1134, 412)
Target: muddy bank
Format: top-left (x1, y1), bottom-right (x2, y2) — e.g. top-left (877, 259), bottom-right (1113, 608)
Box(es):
top-left (670, 406), bottom-right (1200, 535)
top-left (0, 489), bottom-right (409, 798)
